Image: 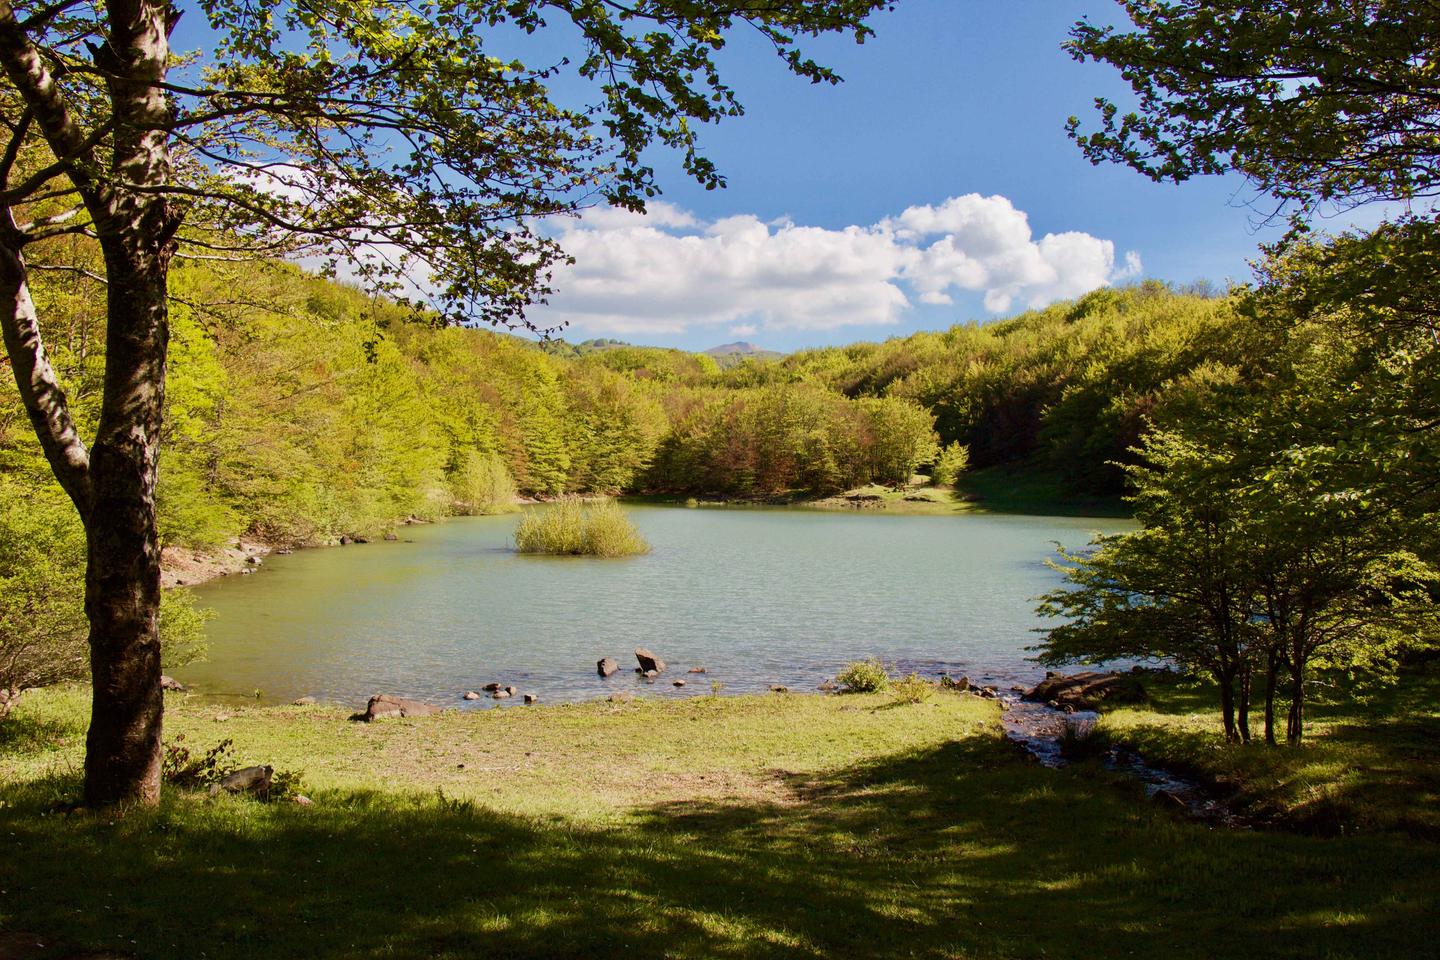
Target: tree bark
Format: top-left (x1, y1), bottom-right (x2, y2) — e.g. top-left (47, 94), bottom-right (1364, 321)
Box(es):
top-left (1263, 651), bottom-right (1279, 746)
top-left (81, 251), bottom-right (170, 806)
top-left (1216, 668), bottom-right (1238, 743)
top-left (1286, 668), bottom-right (1305, 744)
top-left (1236, 662), bottom-right (1252, 744)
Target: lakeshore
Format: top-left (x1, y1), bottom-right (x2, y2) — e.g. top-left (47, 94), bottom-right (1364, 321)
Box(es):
top-left (3, 681), bottom-right (1436, 960)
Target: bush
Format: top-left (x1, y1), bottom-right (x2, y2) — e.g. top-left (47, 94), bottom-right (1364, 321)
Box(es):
top-left (931, 441), bottom-right (970, 486)
top-left (0, 477), bottom-right (209, 701)
top-left (513, 498), bottom-right (649, 557)
top-left (836, 658), bottom-right (890, 693)
top-left (450, 450), bottom-right (518, 515)
top-left (889, 672), bottom-right (934, 704)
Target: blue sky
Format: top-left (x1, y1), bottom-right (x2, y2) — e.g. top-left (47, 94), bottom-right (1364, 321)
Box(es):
top-left (521, 0), bottom-right (1382, 352)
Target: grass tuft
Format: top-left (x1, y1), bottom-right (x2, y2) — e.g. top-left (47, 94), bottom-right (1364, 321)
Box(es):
top-left (513, 498), bottom-right (649, 557)
top-left (836, 658), bottom-right (889, 693)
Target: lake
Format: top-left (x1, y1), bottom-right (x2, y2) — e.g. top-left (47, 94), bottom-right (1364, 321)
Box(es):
top-left (179, 505), bottom-right (1130, 707)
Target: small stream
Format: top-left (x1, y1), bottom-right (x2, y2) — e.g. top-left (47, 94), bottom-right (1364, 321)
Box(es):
top-left (1000, 695), bottom-right (1247, 827)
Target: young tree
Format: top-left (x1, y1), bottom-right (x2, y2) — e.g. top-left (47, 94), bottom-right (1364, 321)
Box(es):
top-left (0, 0), bottom-right (893, 806)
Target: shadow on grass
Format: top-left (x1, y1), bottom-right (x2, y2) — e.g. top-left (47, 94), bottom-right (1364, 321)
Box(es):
top-left (3, 737), bottom-right (1436, 960)
top-left (1102, 670), bottom-right (1440, 838)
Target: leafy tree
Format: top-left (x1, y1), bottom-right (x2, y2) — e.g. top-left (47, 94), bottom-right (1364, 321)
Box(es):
top-left (0, 0), bottom-right (892, 806)
top-left (931, 441), bottom-right (969, 486)
top-left (1066, 0), bottom-right (1440, 215)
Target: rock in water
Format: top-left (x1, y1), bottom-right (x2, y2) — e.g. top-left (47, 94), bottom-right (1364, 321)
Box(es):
top-left (687, 666), bottom-right (707, 674)
top-left (672, 679), bottom-right (686, 687)
top-left (523, 693), bottom-right (538, 704)
top-left (492, 689), bottom-right (512, 700)
top-left (462, 691), bottom-right (481, 701)
top-left (635, 648), bottom-right (666, 674)
top-left (597, 657), bottom-right (619, 677)
top-left (214, 765), bottom-right (273, 799)
top-left (360, 694), bottom-right (442, 721)
top-left (1023, 671), bottom-right (1146, 711)
top-left (482, 682), bottom-right (502, 692)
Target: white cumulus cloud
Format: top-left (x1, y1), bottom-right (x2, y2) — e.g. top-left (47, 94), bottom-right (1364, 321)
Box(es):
top-left (535, 194), bottom-right (1140, 336)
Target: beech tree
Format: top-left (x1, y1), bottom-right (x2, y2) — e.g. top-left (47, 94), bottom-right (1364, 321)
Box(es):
top-left (1065, 0), bottom-right (1440, 215)
top-left (0, 0), bottom-right (892, 807)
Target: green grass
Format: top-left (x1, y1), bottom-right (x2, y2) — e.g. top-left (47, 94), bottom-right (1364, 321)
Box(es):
top-left (2, 686), bottom-right (1437, 959)
top-left (513, 499), bottom-right (649, 557)
top-left (1095, 669), bottom-right (1440, 837)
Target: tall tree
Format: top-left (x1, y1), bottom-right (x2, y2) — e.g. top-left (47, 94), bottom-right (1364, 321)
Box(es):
top-left (1066, 0), bottom-right (1440, 216)
top-left (0, 0), bottom-right (892, 806)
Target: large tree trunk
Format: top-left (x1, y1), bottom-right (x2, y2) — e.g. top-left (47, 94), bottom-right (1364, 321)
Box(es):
top-left (82, 254), bottom-right (170, 807)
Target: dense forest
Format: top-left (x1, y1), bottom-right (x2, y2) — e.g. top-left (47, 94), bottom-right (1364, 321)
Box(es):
top-left (2, 261), bottom-right (1246, 552)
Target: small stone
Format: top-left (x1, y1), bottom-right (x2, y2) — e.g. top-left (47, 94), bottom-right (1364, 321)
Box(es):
top-left (598, 657), bottom-right (619, 677)
top-left (644, 669), bottom-right (659, 679)
top-left (463, 691), bottom-right (481, 701)
top-left (770, 685), bottom-right (789, 694)
top-left (292, 795), bottom-right (313, 807)
top-left (492, 689), bottom-right (511, 700)
top-left (292, 696), bottom-right (317, 706)
top-left (687, 666), bottom-right (707, 674)
top-left (246, 555), bottom-right (262, 565)
top-left (672, 679), bottom-right (686, 687)
top-left (524, 693), bottom-right (538, 704)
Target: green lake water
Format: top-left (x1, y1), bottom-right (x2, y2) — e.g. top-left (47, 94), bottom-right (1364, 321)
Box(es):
top-left (179, 505), bottom-right (1130, 707)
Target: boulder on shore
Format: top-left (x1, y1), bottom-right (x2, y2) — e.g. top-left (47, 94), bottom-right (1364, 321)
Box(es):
top-left (1023, 671), bottom-right (1146, 711)
top-left (292, 696), bottom-right (317, 706)
top-left (212, 764), bottom-right (273, 798)
top-left (357, 694), bottom-right (443, 721)
top-left (635, 647), bottom-right (666, 674)
top-left (597, 657), bottom-right (619, 678)
top-left (160, 675), bottom-right (185, 692)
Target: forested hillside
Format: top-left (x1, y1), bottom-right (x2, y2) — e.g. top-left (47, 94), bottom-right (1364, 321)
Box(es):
top-left (1, 260), bottom-right (1248, 555)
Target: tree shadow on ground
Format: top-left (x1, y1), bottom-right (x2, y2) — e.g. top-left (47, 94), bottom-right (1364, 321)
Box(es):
top-left (4, 735), bottom-right (1436, 960)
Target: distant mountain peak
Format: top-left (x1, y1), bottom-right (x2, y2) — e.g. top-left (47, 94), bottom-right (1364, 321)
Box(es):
top-left (705, 341), bottom-right (768, 355)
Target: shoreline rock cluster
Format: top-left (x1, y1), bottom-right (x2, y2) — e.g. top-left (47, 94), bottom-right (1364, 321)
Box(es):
top-left (1021, 671), bottom-right (1147, 712)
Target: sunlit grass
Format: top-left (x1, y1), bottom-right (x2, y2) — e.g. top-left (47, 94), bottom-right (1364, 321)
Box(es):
top-left (2, 684), bottom-right (1436, 959)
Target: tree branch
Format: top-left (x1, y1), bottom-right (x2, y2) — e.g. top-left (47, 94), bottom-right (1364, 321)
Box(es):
top-left (0, 219), bottom-right (92, 515)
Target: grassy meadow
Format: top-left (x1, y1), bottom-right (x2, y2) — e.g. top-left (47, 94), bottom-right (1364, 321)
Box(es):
top-left (3, 684), bottom-right (1437, 960)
